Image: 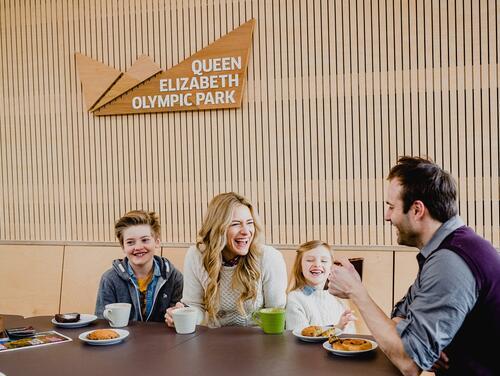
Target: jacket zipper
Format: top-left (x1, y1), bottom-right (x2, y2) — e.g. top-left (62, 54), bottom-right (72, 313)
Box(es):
top-left (129, 280), bottom-right (143, 322)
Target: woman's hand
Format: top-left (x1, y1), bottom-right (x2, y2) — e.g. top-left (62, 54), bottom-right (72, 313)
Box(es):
top-left (336, 308), bottom-right (357, 330)
top-left (165, 302), bottom-right (185, 327)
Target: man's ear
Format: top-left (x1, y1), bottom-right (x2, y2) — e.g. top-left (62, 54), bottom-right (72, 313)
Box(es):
top-left (412, 200), bottom-right (426, 219)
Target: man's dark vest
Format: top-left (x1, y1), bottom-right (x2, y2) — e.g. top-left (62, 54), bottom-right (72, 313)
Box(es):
top-left (436, 226), bottom-right (500, 375)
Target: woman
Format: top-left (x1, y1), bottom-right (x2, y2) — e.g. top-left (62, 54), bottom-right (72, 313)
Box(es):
top-left (165, 192), bottom-right (287, 327)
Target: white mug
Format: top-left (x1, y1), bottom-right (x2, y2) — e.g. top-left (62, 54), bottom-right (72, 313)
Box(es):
top-left (172, 307), bottom-right (197, 334)
top-left (103, 303), bottom-right (131, 328)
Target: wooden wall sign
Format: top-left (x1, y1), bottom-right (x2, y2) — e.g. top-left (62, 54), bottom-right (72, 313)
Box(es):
top-left (75, 19), bottom-right (255, 115)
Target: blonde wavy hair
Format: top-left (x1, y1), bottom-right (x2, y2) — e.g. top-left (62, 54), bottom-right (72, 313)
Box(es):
top-left (197, 192), bottom-right (263, 324)
top-left (287, 240), bottom-right (333, 293)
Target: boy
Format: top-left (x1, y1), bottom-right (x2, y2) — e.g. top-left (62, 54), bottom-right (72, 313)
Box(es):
top-left (95, 210), bottom-right (183, 322)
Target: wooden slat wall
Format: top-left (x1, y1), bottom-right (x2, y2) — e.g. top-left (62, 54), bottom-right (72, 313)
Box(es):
top-left (0, 0), bottom-right (498, 247)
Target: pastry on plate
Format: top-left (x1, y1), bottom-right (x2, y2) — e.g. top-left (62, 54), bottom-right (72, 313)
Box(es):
top-left (87, 329), bottom-right (119, 340)
top-left (54, 313), bottom-right (80, 323)
top-left (301, 325), bottom-right (323, 337)
top-left (328, 337), bottom-right (372, 351)
top-left (320, 327), bottom-right (336, 337)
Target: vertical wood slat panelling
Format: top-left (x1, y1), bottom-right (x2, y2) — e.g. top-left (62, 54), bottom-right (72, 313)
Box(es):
top-left (0, 0), bottom-right (498, 247)
top-left (491, 0), bottom-right (499, 247)
top-left (0, 1), bottom-right (6, 240)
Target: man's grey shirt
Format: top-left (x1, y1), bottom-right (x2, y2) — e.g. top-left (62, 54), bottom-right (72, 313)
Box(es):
top-left (391, 216), bottom-right (478, 370)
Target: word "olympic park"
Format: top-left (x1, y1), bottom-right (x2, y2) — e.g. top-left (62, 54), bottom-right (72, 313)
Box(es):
top-left (131, 56), bottom-right (243, 109)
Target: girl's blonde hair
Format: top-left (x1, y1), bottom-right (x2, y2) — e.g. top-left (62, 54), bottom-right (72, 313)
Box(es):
top-left (287, 240), bottom-right (334, 293)
top-left (197, 192), bottom-right (263, 324)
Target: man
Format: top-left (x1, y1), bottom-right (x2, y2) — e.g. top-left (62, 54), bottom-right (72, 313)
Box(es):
top-left (328, 156), bottom-right (500, 375)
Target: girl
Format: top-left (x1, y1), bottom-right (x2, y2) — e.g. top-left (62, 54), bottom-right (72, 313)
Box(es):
top-left (286, 240), bottom-right (356, 332)
top-left (165, 192), bottom-right (287, 327)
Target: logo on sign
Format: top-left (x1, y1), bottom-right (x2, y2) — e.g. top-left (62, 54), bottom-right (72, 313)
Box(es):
top-left (75, 19), bottom-right (255, 115)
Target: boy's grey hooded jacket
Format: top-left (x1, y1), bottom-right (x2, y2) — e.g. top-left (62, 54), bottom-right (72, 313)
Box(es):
top-left (95, 255), bottom-right (183, 322)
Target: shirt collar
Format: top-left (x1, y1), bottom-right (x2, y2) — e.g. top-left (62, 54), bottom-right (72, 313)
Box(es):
top-left (420, 215), bottom-right (464, 259)
top-left (302, 285), bottom-right (317, 296)
top-left (126, 257), bottom-right (160, 279)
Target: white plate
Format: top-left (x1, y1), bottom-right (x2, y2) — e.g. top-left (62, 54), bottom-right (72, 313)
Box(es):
top-left (292, 326), bottom-right (343, 342)
top-left (78, 329), bottom-right (129, 346)
top-left (51, 314), bottom-right (98, 328)
top-left (322, 337), bottom-right (378, 356)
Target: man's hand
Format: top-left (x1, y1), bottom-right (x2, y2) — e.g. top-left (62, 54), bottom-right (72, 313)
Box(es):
top-left (329, 259), bottom-right (421, 376)
top-left (165, 302), bottom-right (185, 327)
top-left (328, 256), bottom-right (363, 299)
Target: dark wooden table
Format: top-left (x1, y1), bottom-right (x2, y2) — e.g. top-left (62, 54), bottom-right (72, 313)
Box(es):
top-left (0, 316), bottom-right (400, 376)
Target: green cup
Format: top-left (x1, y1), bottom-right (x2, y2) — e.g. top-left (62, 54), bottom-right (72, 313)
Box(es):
top-left (252, 308), bottom-right (285, 334)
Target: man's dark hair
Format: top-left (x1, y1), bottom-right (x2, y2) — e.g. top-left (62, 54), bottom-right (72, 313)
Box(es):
top-left (387, 156), bottom-right (458, 222)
